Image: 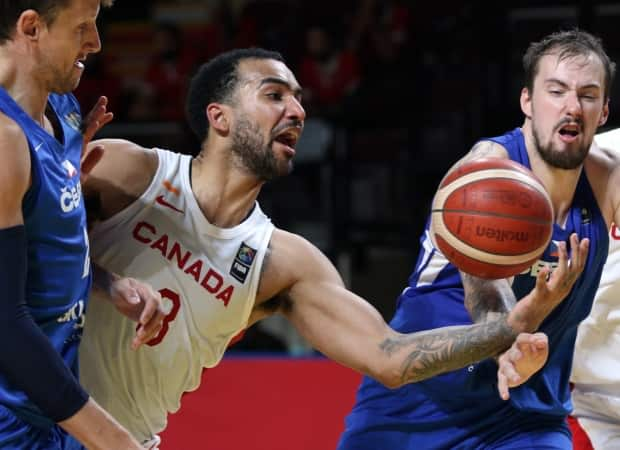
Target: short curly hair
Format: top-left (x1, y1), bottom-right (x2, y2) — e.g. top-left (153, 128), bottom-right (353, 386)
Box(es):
top-left (186, 48), bottom-right (285, 142)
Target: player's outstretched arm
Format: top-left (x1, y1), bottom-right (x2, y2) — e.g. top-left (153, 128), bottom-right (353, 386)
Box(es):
top-left (259, 230), bottom-right (541, 388)
top-left (496, 332), bottom-right (548, 400)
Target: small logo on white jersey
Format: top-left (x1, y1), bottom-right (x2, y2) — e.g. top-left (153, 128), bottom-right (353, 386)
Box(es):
top-left (62, 159), bottom-right (77, 178)
top-left (60, 182), bottom-right (82, 213)
top-left (230, 242), bottom-right (257, 283)
top-left (155, 195), bottom-right (184, 214)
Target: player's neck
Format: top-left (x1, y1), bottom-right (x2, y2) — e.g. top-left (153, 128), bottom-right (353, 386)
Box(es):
top-left (0, 55), bottom-right (49, 126)
top-left (191, 151), bottom-right (263, 228)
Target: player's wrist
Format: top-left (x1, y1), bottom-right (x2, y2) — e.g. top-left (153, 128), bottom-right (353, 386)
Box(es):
top-left (506, 295), bottom-right (541, 334)
top-left (91, 264), bottom-right (121, 297)
top-left (60, 398), bottom-right (142, 449)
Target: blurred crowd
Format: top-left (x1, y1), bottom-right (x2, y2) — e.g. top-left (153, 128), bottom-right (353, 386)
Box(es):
top-left (75, 0), bottom-right (413, 129)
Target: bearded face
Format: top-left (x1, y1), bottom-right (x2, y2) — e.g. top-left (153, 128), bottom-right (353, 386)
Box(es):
top-left (230, 114), bottom-right (293, 181)
top-left (531, 116), bottom-right (590, 169)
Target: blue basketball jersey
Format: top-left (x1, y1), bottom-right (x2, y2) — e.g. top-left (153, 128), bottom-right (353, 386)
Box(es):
top-left (340, 127), bottom-right (608, 449)
top-left (0, 88), bottom-right (91, 429)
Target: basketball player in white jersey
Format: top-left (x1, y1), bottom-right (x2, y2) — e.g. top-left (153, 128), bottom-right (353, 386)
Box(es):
top-left (570, 128), bottom-right (620, 449)
top-left (78, 48), bottom-right (586, 446)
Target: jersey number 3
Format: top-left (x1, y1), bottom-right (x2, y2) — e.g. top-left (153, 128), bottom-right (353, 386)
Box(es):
top-left (147, 288), bottom-right (181, 346)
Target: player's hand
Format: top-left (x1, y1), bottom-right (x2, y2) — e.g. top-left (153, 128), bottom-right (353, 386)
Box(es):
top-left (497, 332), bottom-right (548, 400)
top-left (508, 233), bottom-right (588, 333)
top-left (81, 96), bottom-right (113, 182)
top-left (109, 277), bottom-right (165, 350)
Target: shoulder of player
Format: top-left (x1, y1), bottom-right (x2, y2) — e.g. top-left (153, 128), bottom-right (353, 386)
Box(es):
top-left (85, 139), bottom-right (158, 188)
top-left (447, 140), bottom-right (510, 173)
top-left (90, 138), bottom-right (158, 169)
top-left (267, 228), bottom-right (325, 272)
top-left (467, 139), bottom-right (509, 160)
top-left (0, 114), bottom-right (29, 186)
top-left (0, 112), bottom-right (30, 225)
top-left (257, 228), bottom-right (340, 297)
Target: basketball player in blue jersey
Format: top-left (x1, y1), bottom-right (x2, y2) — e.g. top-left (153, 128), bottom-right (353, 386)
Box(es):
top-left (77, 48), bottom-right (587, 445)
top-left (339, 29), bottom-right (617, 450)
top-left (0, 1), bottom-right (164, 449)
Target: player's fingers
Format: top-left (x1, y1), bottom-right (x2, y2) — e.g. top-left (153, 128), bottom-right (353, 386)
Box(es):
top-left (571, 236), bottom-right (589, 274)
top-left (132, 323), bottom-right (162, 350)
top-left (532, 332), bottom-right (548, 346)
top-left (137, 287), bottom-right (164, 326)
top-left (133, 322), bottom-right (163, 349)
top-left (523, 332), bottom-right (547, 353)
top-left (97, 111), bottom-right (114, 130)
top-left (138, 305), bottom-right (166, 338)
top-left (515, 332), bottom-right (538, 347)
top-left (497, 370), bottom-right (510, 401)
top-left (82, 97), bottom-right (113, 143)
top-left (534, 265), bottom-right (549, 292)
top-left (81, 144), bottom-right (104, 177)
top-left (551, 241), bottom-right (568, 282)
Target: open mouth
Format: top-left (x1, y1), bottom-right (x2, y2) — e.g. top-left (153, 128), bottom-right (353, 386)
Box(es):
top-left (558, 123), bottom-right (580, 140)
top-left (274, 129), bottom-right (300, 153)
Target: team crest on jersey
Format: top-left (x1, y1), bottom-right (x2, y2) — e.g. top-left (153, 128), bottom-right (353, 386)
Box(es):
top-left (62, 159), bottom-right (77, 178)
top-left (64, 112), bottom-right (82, 132)
top-left (230, 242), bottom-right (257, 283)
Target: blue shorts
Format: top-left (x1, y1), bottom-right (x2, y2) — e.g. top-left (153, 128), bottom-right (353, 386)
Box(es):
top-left (0, 404), bottom-right (83, 450)
top-left (338, 404), bottom-right (572, 450)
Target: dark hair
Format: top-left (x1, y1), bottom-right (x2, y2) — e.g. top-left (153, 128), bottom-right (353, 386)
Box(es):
top-left (186, 47), bottom-right (285, 142)
top-left (0, 0), bottom-right (114, 44)
top-left (523, 28), bottom-right (616, 100)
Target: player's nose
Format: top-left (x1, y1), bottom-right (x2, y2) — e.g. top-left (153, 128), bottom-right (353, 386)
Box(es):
top-left (286, 96), bottom-right (306, 122)
top-left (564, 91), bottom-right (582, 116)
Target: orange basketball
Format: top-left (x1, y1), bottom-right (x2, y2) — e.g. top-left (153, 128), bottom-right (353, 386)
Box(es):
top-left (430, 158), bottom-right (553, 279)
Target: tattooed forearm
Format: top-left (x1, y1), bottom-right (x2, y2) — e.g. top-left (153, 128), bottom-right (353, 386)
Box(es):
top-left (461, 272), bottom-right (516, 323)
top-left (379, 315), bottom-right (517, 386)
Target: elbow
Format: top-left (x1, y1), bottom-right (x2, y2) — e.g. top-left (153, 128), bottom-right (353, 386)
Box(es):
top-left (368, 364), bottom-right (405, 390)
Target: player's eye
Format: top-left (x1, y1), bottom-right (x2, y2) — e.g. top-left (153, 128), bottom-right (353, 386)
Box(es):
top-left (267, 92), bottom-right (283, 101)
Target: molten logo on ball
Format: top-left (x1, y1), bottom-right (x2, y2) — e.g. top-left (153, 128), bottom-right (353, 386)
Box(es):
top-left (476, 227), bottom-right (528, 242)
top-left (430, 158), bottom-right (553, 279)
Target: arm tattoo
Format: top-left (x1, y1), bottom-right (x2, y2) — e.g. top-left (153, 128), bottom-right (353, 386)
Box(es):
top-left (453, 141), bottom-right (498, 169)
top-left (461, 272), bottom-right (516, 323)
top-left (469, 140), bottom-right (498, 158)
top-left (379, 315), bottom-right (517, 385)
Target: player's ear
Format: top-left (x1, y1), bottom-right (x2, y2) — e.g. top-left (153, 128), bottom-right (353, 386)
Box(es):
top-left (206, 103), bottom-right (230, 135)
top-left (17, 10), bottom-right (42, 41)
top-left (599, 99), bottom-right (610, 126)
top-left (520, 87), bottom-right (532, 118)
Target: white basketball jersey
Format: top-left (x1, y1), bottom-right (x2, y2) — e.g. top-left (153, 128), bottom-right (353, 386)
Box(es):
top-left (572, 129), bottom-right (620, 389)
top-left (79, 148), bottom-right (274, 441)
